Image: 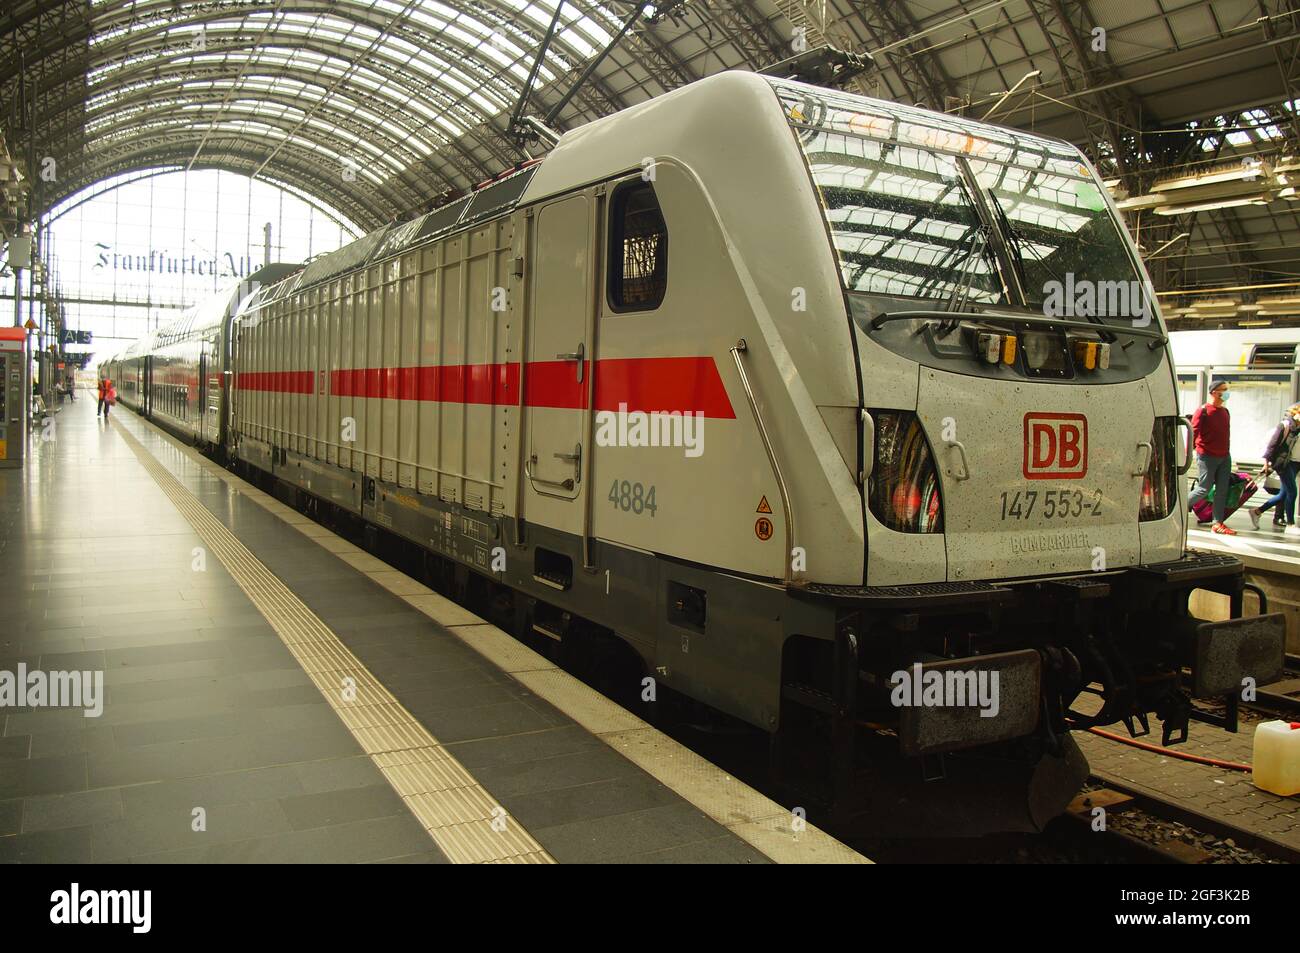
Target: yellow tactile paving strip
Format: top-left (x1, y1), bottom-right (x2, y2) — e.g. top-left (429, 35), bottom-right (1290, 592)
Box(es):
top-left (114, 414), bottom-right (869, 864)
top-left (111, 418), bottom-right (554, 864)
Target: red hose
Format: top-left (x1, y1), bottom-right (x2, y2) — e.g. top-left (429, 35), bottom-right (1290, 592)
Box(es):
top-left (1086, 727), bottom-right (1252, 771)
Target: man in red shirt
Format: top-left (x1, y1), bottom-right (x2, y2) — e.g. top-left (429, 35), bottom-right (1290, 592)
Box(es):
top-left (1188, 379), bottom-right (1235, 534)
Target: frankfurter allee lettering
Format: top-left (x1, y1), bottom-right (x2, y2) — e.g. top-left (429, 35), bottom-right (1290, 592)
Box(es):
top-left (93, 242), bottom-right (255, 278)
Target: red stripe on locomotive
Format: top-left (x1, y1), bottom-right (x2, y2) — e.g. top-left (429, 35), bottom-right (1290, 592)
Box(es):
top-left (247, 356), bottom-right (738, 417)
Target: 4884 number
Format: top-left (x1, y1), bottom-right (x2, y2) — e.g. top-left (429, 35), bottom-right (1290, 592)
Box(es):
top-left (608, 480), bottom-right (657, 516)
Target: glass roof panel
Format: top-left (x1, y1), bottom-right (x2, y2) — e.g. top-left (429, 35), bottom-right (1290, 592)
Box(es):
top-left (54, 0), bottom-right (668, 233)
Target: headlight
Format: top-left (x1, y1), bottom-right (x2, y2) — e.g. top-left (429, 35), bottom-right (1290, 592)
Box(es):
top-left (869, 410), bottom-right (943, 533)
top-left (1022, 330), bottom-right (1068, 374)
top-left (1140, 417), bottom-right (1178, 522)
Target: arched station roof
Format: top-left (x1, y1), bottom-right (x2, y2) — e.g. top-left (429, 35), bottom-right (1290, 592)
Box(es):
top-left (5, 0), bottom-right (1300, 298)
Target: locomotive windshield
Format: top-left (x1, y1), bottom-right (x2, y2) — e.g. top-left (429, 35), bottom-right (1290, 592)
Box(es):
top-left (771, 80), bottom-right (1157, 332)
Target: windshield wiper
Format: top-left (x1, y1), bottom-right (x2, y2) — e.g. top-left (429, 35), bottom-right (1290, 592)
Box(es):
top-left (867, 309), bottom-right (1167, 347)
top-left (984, 187), bottom-right (1120, 344)
top-left (943, 224), bottom-right (991, 316)
top-left (985, 189), bottom-right (1031, 292)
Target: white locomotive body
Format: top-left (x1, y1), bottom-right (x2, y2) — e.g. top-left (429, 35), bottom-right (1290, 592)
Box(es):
top-left (104, 72), bottom-right (1285, 835)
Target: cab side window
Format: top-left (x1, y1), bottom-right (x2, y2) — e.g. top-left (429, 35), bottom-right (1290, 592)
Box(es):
top-left (607, 180), bottom-right (668, 312)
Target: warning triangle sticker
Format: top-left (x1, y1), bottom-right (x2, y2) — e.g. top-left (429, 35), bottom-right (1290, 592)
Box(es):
top-left (756, 496), bottom-right (772, 514)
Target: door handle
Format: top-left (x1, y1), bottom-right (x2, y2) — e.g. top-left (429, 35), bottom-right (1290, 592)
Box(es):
top-left (556, 342), bottom-right (584, 382)
top-left (946, 440), bottom-right (971, 481)
top-left (525, 455), bottom-right (574, 491)
top-left (1174, 416), bottom-right (1193, 475)
top-left (526, 443), bottom-right (582, 492)
top-left (1133, 440), bottom-right (1153, 476)
top-left (860, 409), bottom-right (875, 482)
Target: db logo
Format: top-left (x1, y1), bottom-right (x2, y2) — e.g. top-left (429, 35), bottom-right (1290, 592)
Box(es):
top-left (1023, 413), bottom-right (1088, 480)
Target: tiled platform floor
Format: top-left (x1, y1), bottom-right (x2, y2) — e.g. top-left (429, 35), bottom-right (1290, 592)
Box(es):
top-left (0, 397), bottom-right (773, 863)
top-left (1189, 509), bottom-right (1300, 566)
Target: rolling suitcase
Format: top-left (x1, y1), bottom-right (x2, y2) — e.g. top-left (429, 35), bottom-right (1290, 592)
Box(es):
top-left (1192, 471), bottom-right (1257, 524)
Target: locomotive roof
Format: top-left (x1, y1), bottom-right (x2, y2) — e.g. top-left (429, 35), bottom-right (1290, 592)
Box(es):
top-left (242, 70), bottom-right (1092, 313)
top-left (244, 160), bottom-right (540, 312)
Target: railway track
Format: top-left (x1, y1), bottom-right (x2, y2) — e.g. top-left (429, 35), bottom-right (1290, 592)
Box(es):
top-left (1065, 675), bottom-right (1300, 866)
top-left (844, 778), bottom-right (1293, 864)
top-left (1082, 777), bottom-right (1298, 864)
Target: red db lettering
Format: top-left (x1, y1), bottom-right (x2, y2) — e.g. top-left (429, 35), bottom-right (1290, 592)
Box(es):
top-left (1022, 413), bottom-right (1088, 479)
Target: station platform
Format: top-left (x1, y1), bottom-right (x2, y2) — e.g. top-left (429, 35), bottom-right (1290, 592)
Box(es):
top-left (1190, 503), bottom-right (1300, 573)
top-left (0, 399), bottom-right (865, 864)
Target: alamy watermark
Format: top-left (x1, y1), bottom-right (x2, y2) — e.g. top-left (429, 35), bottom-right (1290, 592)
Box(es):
top-left (1041, 273), bottom-right (1152, 327)
top-left (594, 403), bottom-right (704, 458)
top-left (889, 663), bottom-right (1000, 718)
top-left (0, 664), bottom-right (104, 717)
top-left (50, 884), bottom-right (150, 933)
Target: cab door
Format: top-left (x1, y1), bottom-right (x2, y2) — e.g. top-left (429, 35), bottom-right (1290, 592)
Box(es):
top-left (522, 191), bottom-right (596, 537)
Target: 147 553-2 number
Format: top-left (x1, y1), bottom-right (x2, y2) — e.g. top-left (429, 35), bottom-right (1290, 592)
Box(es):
top-left (1000, 488), bottom-right (1102, 521)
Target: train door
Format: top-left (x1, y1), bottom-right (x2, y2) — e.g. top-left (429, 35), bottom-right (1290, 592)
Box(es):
top-left (227, 324), bottom-right (241, 452)
top-left (522, 191), bottom-right (597, 537)
top-left (142, 355), bottom-right (152, 417)
top-left (200, 349), bottom-right (222, 445)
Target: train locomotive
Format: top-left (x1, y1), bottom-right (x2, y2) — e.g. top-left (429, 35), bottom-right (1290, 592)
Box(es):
top-left (103, 71), bottom-right (1287, 836)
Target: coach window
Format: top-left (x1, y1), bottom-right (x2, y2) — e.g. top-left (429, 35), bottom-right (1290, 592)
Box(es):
top-left (607, 180), bottom-right (668, 312)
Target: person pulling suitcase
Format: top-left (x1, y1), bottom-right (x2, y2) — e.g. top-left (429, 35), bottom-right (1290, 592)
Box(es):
top-left (1249, 404), bottom-right (1300, 534)
top-left (1188, 379), bottom-right (1236, 535)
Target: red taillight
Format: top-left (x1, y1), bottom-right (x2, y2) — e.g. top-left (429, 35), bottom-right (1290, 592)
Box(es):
top-left (1140, 417), bottom-right (1178, 522)
top-left (870, 410), bottom-right (943, 533)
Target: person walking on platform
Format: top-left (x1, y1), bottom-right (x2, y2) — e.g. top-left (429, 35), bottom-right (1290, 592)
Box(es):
top-left (1249, 404), bottom-right (1300, 534)
top-left (96, 377), bottom-right (106, 417)
top-left (102, 379), bottom-right (115, 420)
top-left (1188, 379), bottom-right (1236, 535)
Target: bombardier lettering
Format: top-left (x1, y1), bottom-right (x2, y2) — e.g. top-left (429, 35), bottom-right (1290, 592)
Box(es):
top-left (1009, 530), bottom-right (1091, 554)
